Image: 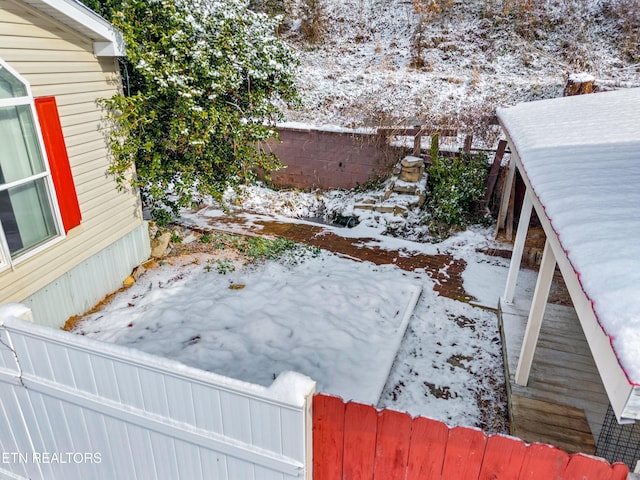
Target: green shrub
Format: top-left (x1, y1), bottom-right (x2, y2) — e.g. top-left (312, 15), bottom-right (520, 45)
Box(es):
top-left (232, 236), bottom-right (297, 260)
top-left (186, 230), bottom-right (317, 265)
top-left (426, 152), bottom-right (489, 234)
top-left (99, 0), bottom-right (299, 225)
top-left (206, 259), bottom-right (236, 274)
top-left (249, 0), bottom-right (288, 16)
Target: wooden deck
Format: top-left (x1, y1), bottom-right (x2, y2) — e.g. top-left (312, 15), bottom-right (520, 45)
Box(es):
top-left (498, 299), bottom-right (610, 455)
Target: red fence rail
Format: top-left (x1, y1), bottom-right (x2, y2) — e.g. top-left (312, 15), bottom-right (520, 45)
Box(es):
top-left (313, 394), bottom-right (629, 480)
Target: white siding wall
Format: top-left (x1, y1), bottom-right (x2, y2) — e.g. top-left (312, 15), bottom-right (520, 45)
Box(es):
top-left (0, 0), bottom-right (147, 322)
top-left (0, 309), bottom-right (315, 480)
top-left (21, 223), bottom-right (150, 328)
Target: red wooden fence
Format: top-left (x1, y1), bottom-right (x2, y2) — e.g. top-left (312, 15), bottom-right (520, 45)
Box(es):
top-left (313, 394), bottom-right (629, 480)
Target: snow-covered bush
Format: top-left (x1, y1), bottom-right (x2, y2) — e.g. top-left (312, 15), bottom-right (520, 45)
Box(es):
top-left (249, 0), bottom-right (289, 15)
top-left (99, 0), bottom-right (299, 224)
top-left (426, 152), bottom-right (489, 235)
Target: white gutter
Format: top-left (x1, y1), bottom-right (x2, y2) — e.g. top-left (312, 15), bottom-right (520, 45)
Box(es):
top-left (21, 0), bottom-right (125, 56)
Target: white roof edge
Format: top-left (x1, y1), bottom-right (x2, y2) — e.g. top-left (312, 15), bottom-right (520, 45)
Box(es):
top-left (23, 0), bottom-right (125, 57)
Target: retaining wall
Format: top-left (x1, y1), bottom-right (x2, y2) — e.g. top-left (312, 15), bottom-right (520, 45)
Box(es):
top-left (265, 125), bottom-right (402, 190)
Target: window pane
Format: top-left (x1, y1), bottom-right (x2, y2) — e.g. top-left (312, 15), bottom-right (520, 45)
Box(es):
top-left (0, 104), bottom-right (46, 184)
top-left (0, 178), bottom-right (57, 258)
top-left (0, 66), bottom-right (28, 99)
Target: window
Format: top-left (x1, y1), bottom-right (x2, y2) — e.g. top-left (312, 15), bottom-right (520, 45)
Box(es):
top-left (0, 60), bottom-right (65, 268)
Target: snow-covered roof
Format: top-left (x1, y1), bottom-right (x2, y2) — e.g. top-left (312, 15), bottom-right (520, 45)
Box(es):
top-left (20, 0), bottom-right (124, 56)
top-left (497, 88), bottom-right (640, 385)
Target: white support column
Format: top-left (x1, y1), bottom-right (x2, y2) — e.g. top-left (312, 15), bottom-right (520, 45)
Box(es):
top-left (496, 154), bottom-right (516, 234)
top-left (502, 191), bottom-right (533, 304)
top-left (515, 238), bottom-right (556, 386)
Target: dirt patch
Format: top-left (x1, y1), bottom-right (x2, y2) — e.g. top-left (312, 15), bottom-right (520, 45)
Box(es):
top-left (181, 215), bottom-right (475, 302)
top-left (423, 382), bottom-right (456, 400)
top-left (447, 354), bottom-right (473, 369)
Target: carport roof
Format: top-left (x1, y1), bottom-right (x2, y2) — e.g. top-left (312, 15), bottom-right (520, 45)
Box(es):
top-left (497, 87), bottom-right (640, 386)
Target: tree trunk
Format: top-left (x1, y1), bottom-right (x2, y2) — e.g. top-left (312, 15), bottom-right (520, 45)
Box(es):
top-left (563, 73), bottom-right (596, 96)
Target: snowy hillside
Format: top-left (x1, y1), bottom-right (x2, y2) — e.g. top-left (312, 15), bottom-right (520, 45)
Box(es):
top-left (282, 0), bottom-right (639, 137)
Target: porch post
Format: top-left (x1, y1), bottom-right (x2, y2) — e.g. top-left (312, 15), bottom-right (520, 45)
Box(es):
top-left (496, 153), bottom-right (516, 234)
top-left (515, 238), bottom-right (556, 386)
top-left (503, 191), bottom-right (533, 303)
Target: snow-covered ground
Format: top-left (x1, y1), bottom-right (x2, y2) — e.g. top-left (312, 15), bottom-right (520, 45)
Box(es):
top-left (283, 0), bottom-right (639, 140)
top-left (72, 186), bottom-right (541, 433)
top-left (73, 249), bottom-right (422, 406)
top-left (71, 0), bottom-right (640, 434)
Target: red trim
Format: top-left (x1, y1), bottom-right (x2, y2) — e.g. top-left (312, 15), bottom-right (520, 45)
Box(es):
top-left (34, 96), bottom-right (81, 233)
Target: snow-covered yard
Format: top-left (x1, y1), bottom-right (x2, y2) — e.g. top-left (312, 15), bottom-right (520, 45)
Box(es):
top-left (73, 249), bottom-right (422, 407)
top-left (68, 0), bottom-right (639, 432)
top-left (70, 186), bottom-right (541, 434)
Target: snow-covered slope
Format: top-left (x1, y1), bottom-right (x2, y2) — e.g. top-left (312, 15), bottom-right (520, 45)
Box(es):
top-left (284, 0), bottom-right (639, 137)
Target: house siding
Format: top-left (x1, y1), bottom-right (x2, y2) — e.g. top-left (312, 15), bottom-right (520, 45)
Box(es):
top-left (0, 0), bottom-right (147, 325)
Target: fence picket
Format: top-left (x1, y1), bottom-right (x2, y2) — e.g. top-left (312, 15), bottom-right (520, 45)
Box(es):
top-left (249, 398), bottom-right (286, 454)
top-left (310, 394), bottom-right (630, 480)
top-left (101, 415), bottom-right (133, 479)
top-left (482, 139), bottom-right (508, 209)
top-left (163, 375), bottom-right (197, 425)
top-left (313, 394), bottom-right (345, 480)
top-left (478, 434), bottom-right (527, 479)
top-left (563, 454), bottom-right (617, 480)
top-left (373, 409), bottom-right (412, 480)
top-left (220, 390), bottom-right (253, 443)
top-left (518, 443), bottom-right (569, 480)
top-left (406, 416), bottom-right (449, 480)
top-left (441, 426), bottom-right (487, 480)
top-left (343, 401), bottom-right (378, 480)
top-left (611, 462), bottom-right (631, 480)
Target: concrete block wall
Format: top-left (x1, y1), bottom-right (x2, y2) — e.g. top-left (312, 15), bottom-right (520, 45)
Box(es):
top-left (265, 126), bottom-right (402, 190)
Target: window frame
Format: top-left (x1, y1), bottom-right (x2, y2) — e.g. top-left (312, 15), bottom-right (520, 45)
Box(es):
top-left (0, 59), bottom-right (66, 272)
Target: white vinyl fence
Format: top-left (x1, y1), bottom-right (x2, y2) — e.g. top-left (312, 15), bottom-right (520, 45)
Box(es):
top-left (0, 304), bottom-right (315, 480)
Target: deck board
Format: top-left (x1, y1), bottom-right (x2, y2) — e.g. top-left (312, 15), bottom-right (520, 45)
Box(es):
top-left (511, 396), bottom-right (596, 454)
top-left (499, 299), bottom-right (610, 454)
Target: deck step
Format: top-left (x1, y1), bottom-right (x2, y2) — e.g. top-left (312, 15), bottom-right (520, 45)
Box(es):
top-left (511, 394), bottom-right (596, 455)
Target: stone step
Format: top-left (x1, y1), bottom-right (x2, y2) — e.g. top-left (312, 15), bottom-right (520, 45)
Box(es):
top-left (401, 156), bottom-right (424, 168)
top-left (387, 192), bottom-right (426, 208)
top-left (387, 174), bottom-right (428, 195)
top-left (352, 158), bottom-right (428, 217)
top-left (393, 183), bottom-right (421, 195)
top-left (354, 192), bottom-right (425, 215)
top-left (353, 202), bottom-right (410, 216)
